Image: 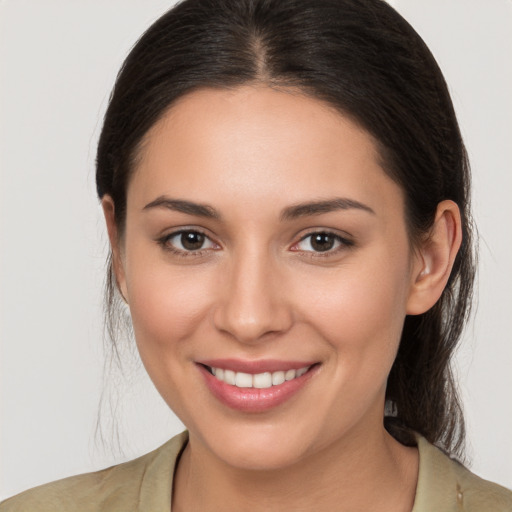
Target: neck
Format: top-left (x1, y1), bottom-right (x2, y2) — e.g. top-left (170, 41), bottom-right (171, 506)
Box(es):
top-left (172, 425), bottom-right (418, 512)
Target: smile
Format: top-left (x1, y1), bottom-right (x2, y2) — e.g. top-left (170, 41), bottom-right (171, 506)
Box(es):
top-left (208, 365), bottom-right (310, 388)
top-left (197, 360), bottom-right (319, 412)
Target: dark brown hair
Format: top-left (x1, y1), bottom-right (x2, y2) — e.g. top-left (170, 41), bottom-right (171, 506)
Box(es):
top-left (96, 0), bottom-right (475, 459)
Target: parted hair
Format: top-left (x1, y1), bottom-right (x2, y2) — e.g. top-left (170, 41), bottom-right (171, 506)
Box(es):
top-left (96, 0), bottom-right (475, 459)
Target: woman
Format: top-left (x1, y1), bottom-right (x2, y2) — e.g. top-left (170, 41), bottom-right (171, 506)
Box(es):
top-left (2, 0), bottom-right (511, 510)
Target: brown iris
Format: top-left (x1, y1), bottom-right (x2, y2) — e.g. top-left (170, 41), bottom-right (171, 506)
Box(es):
top-left (310, 233), bottom-right (336, 252)
top-left (180, 231), bottom-right (205, 250)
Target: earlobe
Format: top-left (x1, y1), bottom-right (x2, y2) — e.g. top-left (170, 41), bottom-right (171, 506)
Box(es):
top-left (406, 200), bottom-right (462, 315)
top-left (101, 196), bottom-right (129, 303)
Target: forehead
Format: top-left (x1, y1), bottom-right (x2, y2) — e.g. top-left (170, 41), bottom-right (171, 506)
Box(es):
top-left (128, 85), bottom-right (402, 218)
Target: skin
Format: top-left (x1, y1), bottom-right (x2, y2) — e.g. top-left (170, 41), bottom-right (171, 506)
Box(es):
top-left (103, 85), bottom-right (462, 511)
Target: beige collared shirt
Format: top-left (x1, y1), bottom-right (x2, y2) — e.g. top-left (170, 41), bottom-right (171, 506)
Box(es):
top-left (2, 431), bottom-right (511, 511)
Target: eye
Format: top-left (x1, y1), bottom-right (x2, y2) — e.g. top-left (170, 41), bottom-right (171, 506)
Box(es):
top-left (293, 231), bottom-right (352, 253)
top-left (161, 230), bottom-right (217, 253)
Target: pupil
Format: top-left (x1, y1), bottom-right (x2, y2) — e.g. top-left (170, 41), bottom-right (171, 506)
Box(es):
top-left (311, 233), bottom-right (334, 252)
top-left (181, 232), bottom-right (205, 250)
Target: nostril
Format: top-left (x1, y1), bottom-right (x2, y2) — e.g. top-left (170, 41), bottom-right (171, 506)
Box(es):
top-left (212, 295), bottom-right (294, 344)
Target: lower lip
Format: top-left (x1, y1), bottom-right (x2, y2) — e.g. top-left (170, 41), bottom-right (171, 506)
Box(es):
top-left (198, 364), bottom-right (318, 413)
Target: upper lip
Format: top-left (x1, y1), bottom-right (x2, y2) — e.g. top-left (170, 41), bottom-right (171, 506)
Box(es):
top-left (198, 358), bottom-right (318, 374)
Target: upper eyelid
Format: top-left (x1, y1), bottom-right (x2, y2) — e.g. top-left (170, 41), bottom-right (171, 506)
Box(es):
top-left (158, 227), bottom-right (353, 249)
top-left (158, 229), bottom-right (219, 257)
top-left (160, 226), bottom-right (213, 240)
top-left (296, 228), bottom-right (353, 243)
top-left (291, 230), bottom-right (355, 254)
top-left (158, 227), bottom-right (212, 243)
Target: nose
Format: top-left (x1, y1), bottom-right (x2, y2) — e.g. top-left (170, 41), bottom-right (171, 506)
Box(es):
top-left (213, 248), bottom-right (293, 344)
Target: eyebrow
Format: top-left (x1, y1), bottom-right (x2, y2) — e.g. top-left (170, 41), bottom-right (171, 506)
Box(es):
top-left (143, 196), bottom-right (220, 219)
top-left (142, 196), bottom-right (375, 221)
top-left (280, 198), bottom-right (375, 220)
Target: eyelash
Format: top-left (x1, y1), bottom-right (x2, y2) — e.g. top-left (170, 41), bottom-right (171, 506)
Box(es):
top-left (293, 230), bottom-right (355, 257)
top-left (157, 229), bottom-right (216, 258)
top-left (157, 229), bottom-right (354, 258)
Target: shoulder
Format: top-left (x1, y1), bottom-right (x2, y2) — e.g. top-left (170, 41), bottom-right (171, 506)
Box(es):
top-left (0, 431), bottom-right (188, 512)
top-left (452, 458), bottom-right (512, 511)
top-left (413, 435), bottom-right (512, 512)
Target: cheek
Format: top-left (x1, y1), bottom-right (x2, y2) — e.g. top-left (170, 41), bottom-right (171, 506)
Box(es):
top-left (124, 254), bottom-right (216, 357)
top-left (292, 253), bottom-right (412, 430)
top-left (296, 252), bottom-right (411, 362)
top-left (123, 259), bottom-right (218, 423)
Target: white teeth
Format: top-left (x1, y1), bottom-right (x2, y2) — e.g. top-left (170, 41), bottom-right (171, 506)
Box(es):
top-left (253, 372), bottom-right (272, 389)
top-left (285, 369), bottom-right (296, 381)
top-left (235, 372), bottom-right (253, 388)
top-left (224, 369), bottom-right (236, 385)
top-left (209, 365), bottom-right (311, 388)
top-left (272, 371), bottom-right (285, 386)
top-left (296, 367), bottom-right (308, 377)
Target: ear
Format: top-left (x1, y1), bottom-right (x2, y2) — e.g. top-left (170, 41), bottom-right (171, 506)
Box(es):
top-left (102, 195), bottom-right (129, 303)
top-left (406, 200), bottom-right (462, 315)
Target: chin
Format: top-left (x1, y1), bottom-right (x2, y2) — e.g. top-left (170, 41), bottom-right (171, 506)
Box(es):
top-left (217, 440), bottom-right (306, 472)
top-left (193, 419), bottom-right (323, 472)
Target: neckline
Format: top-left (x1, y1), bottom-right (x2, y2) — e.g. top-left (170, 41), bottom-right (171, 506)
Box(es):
top-left (154, 431), bottom-right (459, 512)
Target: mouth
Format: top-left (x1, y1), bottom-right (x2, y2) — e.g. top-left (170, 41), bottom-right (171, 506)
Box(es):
top-left (197, 360), bottom-right (320, 412)
top-left (204, 364), bottom-right (311, 389)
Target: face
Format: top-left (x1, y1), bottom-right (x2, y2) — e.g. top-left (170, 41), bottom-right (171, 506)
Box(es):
top-left (113, 85), bottom-right (423, 470)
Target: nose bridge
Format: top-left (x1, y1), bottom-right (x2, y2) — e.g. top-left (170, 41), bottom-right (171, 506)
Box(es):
top-left (213, 241), bottom-right (292, 343)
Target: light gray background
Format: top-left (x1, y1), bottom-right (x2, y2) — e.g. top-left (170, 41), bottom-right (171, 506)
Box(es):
top-left (1, 0), bottom-right (511, 500)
